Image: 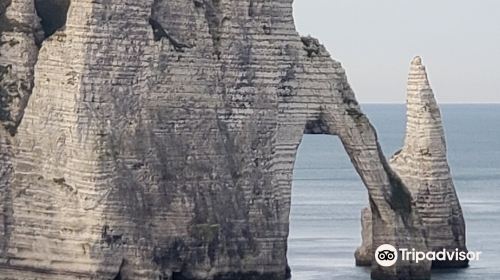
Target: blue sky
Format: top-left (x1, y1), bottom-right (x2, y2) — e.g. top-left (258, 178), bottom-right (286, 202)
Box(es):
top-left (293, 0), bottom-right (500, 103)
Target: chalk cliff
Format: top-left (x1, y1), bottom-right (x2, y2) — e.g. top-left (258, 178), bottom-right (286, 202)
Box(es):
top-left (1, 1), bottom-right (433, 279)
top-left (355, 57), bottom-right (468, 268)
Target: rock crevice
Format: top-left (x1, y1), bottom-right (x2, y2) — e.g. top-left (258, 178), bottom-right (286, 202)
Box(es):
top-left (34, 0), bottom-right (70, 39)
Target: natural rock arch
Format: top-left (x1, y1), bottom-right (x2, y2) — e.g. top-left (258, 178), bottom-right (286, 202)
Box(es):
top-left (287, 66), bottom-right (431, 279)
top-left (0, 1), bottom-right (445, 279)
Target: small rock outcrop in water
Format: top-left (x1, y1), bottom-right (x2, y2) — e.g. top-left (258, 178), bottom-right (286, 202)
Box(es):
top-left (355, 207), bottom-right (372, 266)
top-left (1, 1), bottom-right (469, 279)
top-left (355, 57), bottom-right (468, 268)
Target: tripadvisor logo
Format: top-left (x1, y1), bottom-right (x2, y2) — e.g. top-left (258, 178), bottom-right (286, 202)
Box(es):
top-left (374, 244), bottom-right (482, 267)
top-left (375, 244), bottom-right (398, 267)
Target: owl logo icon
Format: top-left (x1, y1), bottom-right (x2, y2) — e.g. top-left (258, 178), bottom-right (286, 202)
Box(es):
top-left (375, 244), bottom-right (398, 267)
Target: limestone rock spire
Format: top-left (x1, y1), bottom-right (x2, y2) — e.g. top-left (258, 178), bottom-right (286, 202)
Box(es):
top-left (398, 56), bottom-right (447, 169)
top-left (355, 57), bottom-right (468, 268)
top-left (391, 56), bottom-right (468, 267)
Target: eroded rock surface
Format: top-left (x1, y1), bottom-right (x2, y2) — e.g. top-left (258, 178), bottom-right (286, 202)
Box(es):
top-left (1, 0), bottom-right (41, 263)
top-left (355, 207), bottom-right (372, 267)
top-left (391, 56), bottom-right (468, 267)
top-left (0, 0), bottom-right (40, 134)
top-left (1, 1), bottom-right (432, 279)
top-left (355, 57), bottom-right (468, 268)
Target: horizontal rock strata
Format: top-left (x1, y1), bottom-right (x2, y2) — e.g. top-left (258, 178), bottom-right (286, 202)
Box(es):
top-left (1, 1), bottom-right (432, 279)
top-left (391, 56), bottom-right (468, 268)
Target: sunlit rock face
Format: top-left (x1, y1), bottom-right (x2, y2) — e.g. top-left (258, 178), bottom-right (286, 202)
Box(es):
top-left (391, 57), bottom-right (468, 268)
top-left (1, 1), bottom-right (431, 279)
top-left (355, 57), bottom-right (468, 269)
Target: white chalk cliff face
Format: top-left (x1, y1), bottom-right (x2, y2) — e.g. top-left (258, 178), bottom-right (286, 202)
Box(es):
top-left (0, 1), bottom-right (461, 280)
top-left (356, 57), bottom-right (468, 268)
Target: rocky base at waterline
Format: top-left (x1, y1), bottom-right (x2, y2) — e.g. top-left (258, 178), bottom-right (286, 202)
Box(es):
top-left (355, 207), bottom-right (372, 267)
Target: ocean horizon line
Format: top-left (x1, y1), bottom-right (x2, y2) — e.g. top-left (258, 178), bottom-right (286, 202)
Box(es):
top-left (361, 102), bottom-right (500, 105)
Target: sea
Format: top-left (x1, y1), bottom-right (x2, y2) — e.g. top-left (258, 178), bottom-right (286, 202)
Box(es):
top-left (288, 104), bottom-right (500, 280)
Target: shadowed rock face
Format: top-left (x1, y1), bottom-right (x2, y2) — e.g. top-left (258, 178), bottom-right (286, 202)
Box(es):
top-left (0, 1), bottom-right (433, 279)
top-left (355, 57), bottom-right (468, 268)
top-left (0, 0), bottom-right (40, 135)
top-left (34, 0), bottom-right (71, 38)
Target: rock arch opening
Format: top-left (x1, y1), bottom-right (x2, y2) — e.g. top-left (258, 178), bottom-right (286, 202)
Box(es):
top-left (34, 0), bottom-right (70, 38)
top-left (288, 134), bottom-right (369, 278)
